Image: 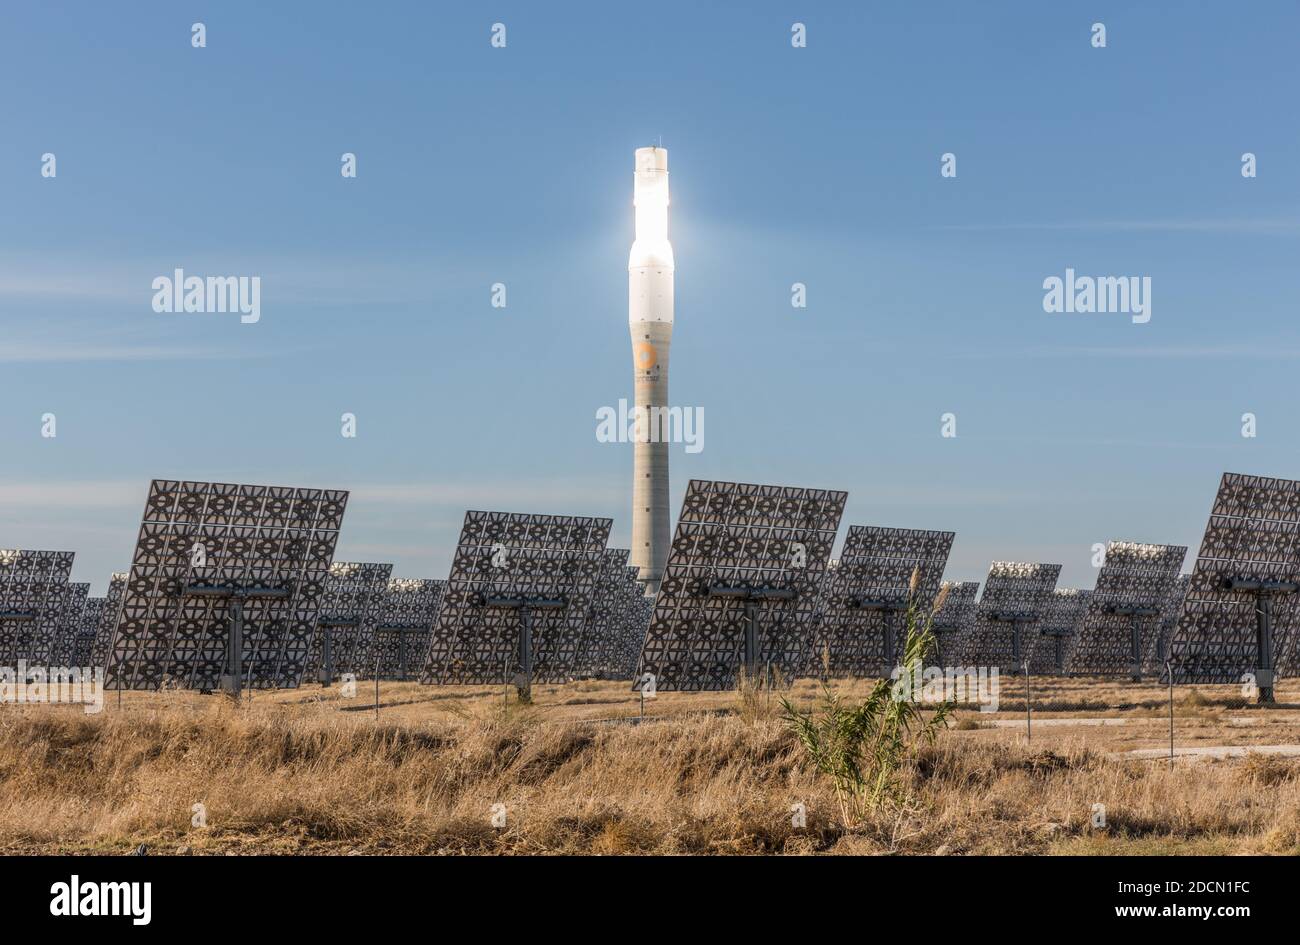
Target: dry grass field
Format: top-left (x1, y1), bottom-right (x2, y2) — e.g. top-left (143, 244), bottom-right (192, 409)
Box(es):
top-left (2, 677), bottom-right (1300, 855)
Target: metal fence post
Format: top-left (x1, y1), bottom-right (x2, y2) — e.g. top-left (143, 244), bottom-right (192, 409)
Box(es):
top-left (1023, 659), bottom-right (1031, 745)
top-left (1166, 659), bottom-right (1174, 767)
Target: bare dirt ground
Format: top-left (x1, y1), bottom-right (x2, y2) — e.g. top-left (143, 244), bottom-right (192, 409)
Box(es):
top-left (2, 676), bottom-right (1298, 855)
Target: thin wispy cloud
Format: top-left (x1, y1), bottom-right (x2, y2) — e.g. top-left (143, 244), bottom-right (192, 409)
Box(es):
top-left (0, 255), bottom-right (492, 310)
top-left (0, 315), bottom-right (264, 364)
top-left (847, 484), bottom-right (1048, 509)
top-left (0, 479), bottom-right (623, 514)
top-left (0, 480), bottom-right (144, 509)
top-left (949, 344), bottom-right (1300, 361)
top-left (0, 341), bottom-right (248, 363)
top-left (350, 480), bottom-right (624, 510)
top-left (968, 434), bottom-right (1234, 453)
top-left (0, 271), bottom-right (141, 303)
top-left (334, 542), bottom-right (450, 560)
top-left (933, 219), bottom-right (1300, 234)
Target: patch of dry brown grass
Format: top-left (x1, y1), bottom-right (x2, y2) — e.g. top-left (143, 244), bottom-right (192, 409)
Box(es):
top-left (1237, 751), bottom-right (1299, 787)
top-left (1, 690), bottom-right (1299, 855)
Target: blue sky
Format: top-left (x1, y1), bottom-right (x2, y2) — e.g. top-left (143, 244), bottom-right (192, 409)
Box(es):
top-left (2, 2), bottom-right (1299, 594)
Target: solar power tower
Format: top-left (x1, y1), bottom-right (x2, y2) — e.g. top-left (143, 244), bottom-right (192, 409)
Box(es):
top-left (1143, 574), bottom-right (1190, 676)
top-left (960, 563), bottom-right (1062, 675)
top-left (105, 480), bottom-right (348, 695)
top-left (810, 526), bottom-right (954, 678)
top-left (0, 550), bottom-right (73, 670)
top-left (1068, 542), bottom-right (1187, 681)
top-left (305, 562), bottom-right (392, 684)
top-left (50, 583), bottom-right (90, 666)
top-left (72, 597), bottom-right (105, 667)
top-left (1028, 589), bottom-right (1091, 676)
top-left (1170, 472), bottom-right (1300, 703)
top-left (369, 578), bottom-right (446, 680)
top-left (89, 572), bottom-right (127, 671)
top-left (635, 480), bottom-right (846, 691)
top-left (421, 511), bottom-right (612, 699)
top-left (930, 581), bottom-right (979, 666)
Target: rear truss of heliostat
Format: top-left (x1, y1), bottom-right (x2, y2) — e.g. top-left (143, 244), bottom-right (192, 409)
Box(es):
top-left (931, 580), bottom-right (979, 666)
top-left (1068, 541), bottom-right (1186, 677)
top-left (810, 526), bottom-right (954, 678)
top-left (105, 480), bottom-right (347, 690)
top-left (1029, 588), bottom-right (1091, 676)
top-left (304, 561), bottom-right (393, 681)
top-left (422, 511), bottom-right (612, 685)
top-left (0, 549), bottom-right (74, 669)
top-left (1143, 574), bottom-right (1190, 676)
top-left (588, 562), bottom-right (654, 680)
top-left (635, 480), bottom-right (847, 691)
top-left (72, 596), bottom-right (106, 668)
top-left (959, 562), bottom-right (1061, 674)
top-left (369, 578), bottom-right (446, 680)
top-left (49, 582), bottom-right (90, 667)
top-left (578, 548), bottom-right (638, 678)
top-left (1171, 472), bottom-right (1300, 684)
top-left (89, 572), bottom-right (128, 672)
top-left (617, 581), bottom-right (655, 679)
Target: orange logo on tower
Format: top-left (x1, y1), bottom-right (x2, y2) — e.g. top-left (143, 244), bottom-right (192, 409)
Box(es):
top-left (633, 341), bottom-right (658, 373)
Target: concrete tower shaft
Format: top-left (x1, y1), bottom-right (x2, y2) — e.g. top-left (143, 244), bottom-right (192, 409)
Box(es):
top-left (629, 146), bottom-right (673, 595)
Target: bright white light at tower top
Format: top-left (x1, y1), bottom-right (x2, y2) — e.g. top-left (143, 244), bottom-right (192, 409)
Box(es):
top-left (629, 146), bottom-right (674, 272)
